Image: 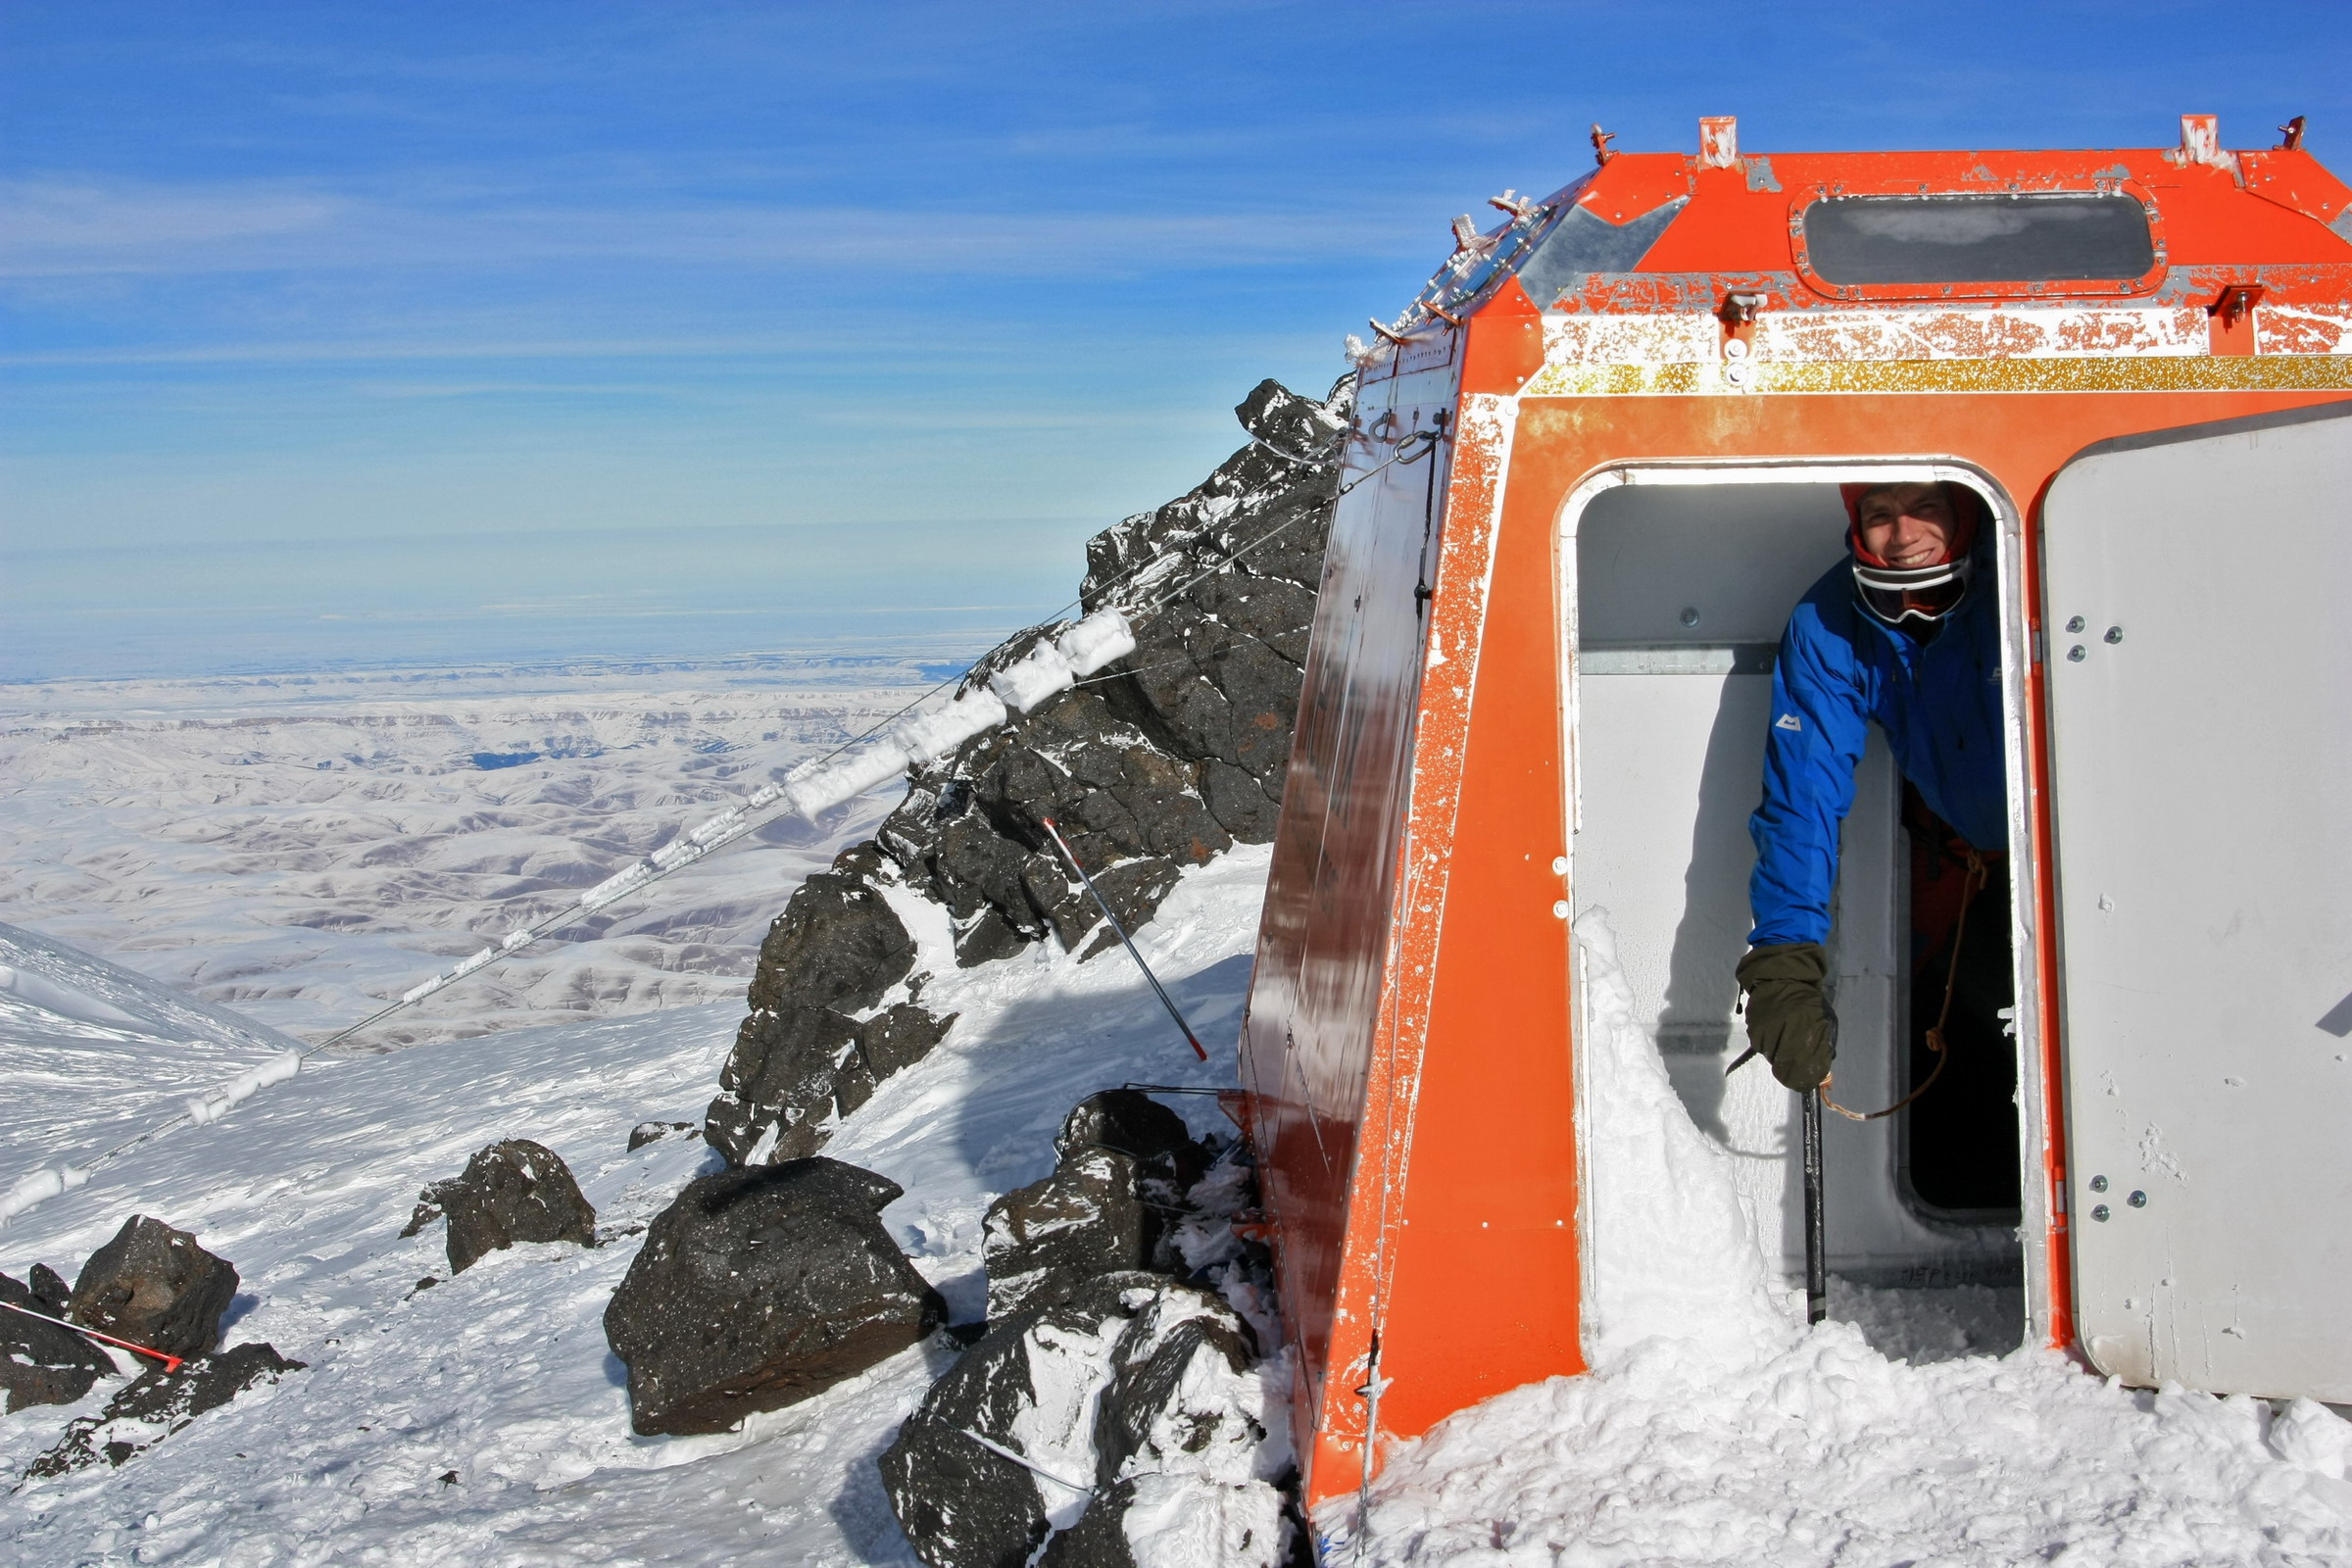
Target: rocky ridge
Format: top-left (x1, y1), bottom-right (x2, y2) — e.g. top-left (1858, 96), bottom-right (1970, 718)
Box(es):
top-left (704, 378), bottom-right (1348, 1166)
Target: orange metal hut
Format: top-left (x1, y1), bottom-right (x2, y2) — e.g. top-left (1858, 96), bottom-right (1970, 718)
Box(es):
top-left (1237, 115), bottom-right (2352, 1507)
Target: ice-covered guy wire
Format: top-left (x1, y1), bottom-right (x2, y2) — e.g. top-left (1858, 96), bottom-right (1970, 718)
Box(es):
top-left (1, 416), bottom-right (1441, 1223)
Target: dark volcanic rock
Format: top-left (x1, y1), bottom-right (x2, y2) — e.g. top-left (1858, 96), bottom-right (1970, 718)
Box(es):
top-left (1, 1270), bottom-right (112, 1413)
top-left (605, 1156), bottom-right (945, 1436)
top-left (982, 1149), bottom-right (1161, 1324)
top-left (880, 1274), bottom-right (1271, 1568)
top-left (1056, 1090), bottom-right (1209, 1196)
top-left (68, 1216), bottom-right (238, 1361)
top-left (26, 1342), bottom-right (303, 1476)
top-left (746, 869), bottom-right (917, 1017)
top-left (27, 1263), bottom-right (71, 1314)
top-left (704, 853), bottom-right (957, 1164)
top-left (418, 1139), bottom-right (598, 1275)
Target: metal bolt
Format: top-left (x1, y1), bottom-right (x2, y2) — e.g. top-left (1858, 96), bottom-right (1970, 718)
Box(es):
top-left (1680, 607), bottom-right (1701, 627)
top-left (1551, 856), bottom-right (1568, 875)
top-left (2104, 626), bottom-right (2124, 644)
top-left (1552, 900), bottom-right (1570, 919)
top-left (2089, 1174), bottom-right (2108, 1192)
top-left (2068, 645), bottom-right (2086, 662)
top-left (2091, 1204), bottom-right (2111, 1222)
top-left (2128, 1190), bottom-right (2147, 1208)
top-left (2066, 615), bottom-right (2085, 633)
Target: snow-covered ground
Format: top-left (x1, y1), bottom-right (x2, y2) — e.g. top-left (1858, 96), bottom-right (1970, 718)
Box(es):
top-left (0, 659), bottom-right (934, 1048)
top-left (0, 846), bottom-right (1264, 1563)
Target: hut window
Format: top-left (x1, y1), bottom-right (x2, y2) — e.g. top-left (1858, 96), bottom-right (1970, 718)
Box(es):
top-left (1801, 193), bottom-right (2154, 284)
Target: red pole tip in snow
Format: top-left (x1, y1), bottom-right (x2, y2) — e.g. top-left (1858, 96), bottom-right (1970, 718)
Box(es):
top-left (0, 1298), bottom-right (185, 1374)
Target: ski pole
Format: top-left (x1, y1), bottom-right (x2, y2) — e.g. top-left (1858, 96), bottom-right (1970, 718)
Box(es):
top-left (1802, 1086), bottom-right (1827, 1326)
top-left (0, 1298), bottom-right (185, 1374)
top-left (1038, 817), bottom-right (1207, 1062)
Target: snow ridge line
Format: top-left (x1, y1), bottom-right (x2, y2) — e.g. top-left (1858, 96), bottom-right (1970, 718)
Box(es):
top-left (4, 422), bottom-right (1405, 1226)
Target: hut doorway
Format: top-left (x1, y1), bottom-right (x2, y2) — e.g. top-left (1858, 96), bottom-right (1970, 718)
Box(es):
top-left (1561, 466), bottom-right (2037, 1334)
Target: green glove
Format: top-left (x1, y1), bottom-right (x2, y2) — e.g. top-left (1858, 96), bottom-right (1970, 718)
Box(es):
top-left (1736, 942), bottom-right (1836, 1092)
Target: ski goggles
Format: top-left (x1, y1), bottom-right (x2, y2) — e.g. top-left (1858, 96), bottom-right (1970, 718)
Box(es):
top-left (1851, 554), bottom-right (1974, 626)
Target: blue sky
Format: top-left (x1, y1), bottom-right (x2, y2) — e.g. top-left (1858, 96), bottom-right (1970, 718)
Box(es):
top-left (5, 1), bottom-right (2347, 679)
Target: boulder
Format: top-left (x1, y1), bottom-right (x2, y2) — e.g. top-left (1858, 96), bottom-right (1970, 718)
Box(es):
top-left (25, 1342), bottom-right (302, 1476)
top-left (27, 1263), bottom-right (71, 1313)
top-left (605, 1156), bottom-right (945, 1436)
top-left (746, 864), bottom-right (918, 1016)
top-left (834, 1004), bottom-right (959, 1118)
top-left (67, 1216), bottom-right (238, 1361)
top-left (415, 1139), bottom-right (598, 1275)
top-left (982, 1149), bottom-right (1158, 1324)
top-left (628, 1120), bottom-right (697, 1152)
top-left (881, 1274), bottom-right (1281, 1568)
top-left (1055, 1091), bottom-right (1209, 1196)
top-left (0, 1270), bottom-right (112, 1414)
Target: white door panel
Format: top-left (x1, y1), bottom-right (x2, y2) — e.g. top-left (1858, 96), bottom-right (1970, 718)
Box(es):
top-left (2044, 404), bottom-right (2352, 1398)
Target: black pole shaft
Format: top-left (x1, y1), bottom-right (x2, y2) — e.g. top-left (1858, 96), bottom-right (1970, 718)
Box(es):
top-left (1802, 1087), bottom-right (1827, 1325)
top-left (1039, 818), bottom-right (1207, 1062)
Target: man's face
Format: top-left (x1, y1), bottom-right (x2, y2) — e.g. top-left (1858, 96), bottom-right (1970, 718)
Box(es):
top-left (1855, 482), bottom-right (1956, 567)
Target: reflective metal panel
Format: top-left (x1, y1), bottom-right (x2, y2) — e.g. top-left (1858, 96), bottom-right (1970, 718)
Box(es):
top-left (1240, 378), bottom-right (1450, 1415)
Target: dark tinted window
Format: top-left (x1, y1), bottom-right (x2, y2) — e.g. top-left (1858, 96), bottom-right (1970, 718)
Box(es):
top-left (1802, 194), bottom-right (2155, 284)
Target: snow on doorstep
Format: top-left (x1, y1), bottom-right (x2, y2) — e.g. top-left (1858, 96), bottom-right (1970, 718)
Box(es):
top-left (0, 845), bottom-right (1272, 1564)
top-left (1313, 911), bottom-right (2352, 1566)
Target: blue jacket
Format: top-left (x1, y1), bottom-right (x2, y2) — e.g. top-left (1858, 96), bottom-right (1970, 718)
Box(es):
top-left (1747, 557), bottom-right (2006, 947)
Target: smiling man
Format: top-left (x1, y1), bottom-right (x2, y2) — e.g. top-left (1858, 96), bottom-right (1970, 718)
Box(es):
top-left (1736, 481), bottom-right (2011, 1112)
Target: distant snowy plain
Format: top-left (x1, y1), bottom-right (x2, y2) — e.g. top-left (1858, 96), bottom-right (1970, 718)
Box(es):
top-left (2, 661), bottom-right (2347, 1565)
top-left (0, 658), bottom-right (932, 1048)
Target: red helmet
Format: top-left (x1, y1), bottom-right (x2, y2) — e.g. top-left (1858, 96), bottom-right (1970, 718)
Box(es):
top-left (1840, 481), bottom-right (1983, 626)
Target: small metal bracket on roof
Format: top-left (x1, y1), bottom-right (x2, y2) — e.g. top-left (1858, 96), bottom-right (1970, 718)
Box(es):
top-left (1448, 214), bottom-right (1499, 258)
top-left (2173, 113), bottom-right (2231, 170)
top-left (2278, 116), bottom-right (2307, 151)
top-left (2209, 283), bottom-right (2266, 328)
top-left (1699, 116), bottom-right (1739, 170)
top-left (1591, 123), bottom-right (1617, 167)
top-left (1488, 188), bottom-right (1540, 221)
top-left (1368, 317), bottom-right (1411, 347)
top-left (1420, 299), bottom-right (1464, 327)
top-left (1718, 291), bottom-right (1766, 327)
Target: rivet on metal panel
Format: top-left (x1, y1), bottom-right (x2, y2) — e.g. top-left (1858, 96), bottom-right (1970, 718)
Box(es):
top-left (2089, 1174), bottom-right (2108, 1192)
top-left (1680, 607), bottom-right (1702, 625)
top-left (2068, 645), bottom-right (2086, 662)
top-left (2066, 615), bottom-right (2085, 633)
top-left (1551, 901), bottom-right (1570, 919)
top-left (2091, 1204), bottom-right (2112, 1222)
top-left (2104, 626), bottom-right (2125, 644)
top-left (1550, 856), bottom-right (1568, 876)
top-left (2128, 1190), bottom-right (2148, 1208)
